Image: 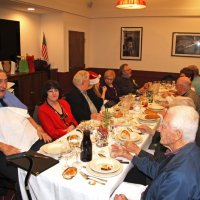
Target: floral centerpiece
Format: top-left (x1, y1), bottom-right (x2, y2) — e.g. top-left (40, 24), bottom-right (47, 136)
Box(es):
top-left (96, 108), bottom-right (113, 147)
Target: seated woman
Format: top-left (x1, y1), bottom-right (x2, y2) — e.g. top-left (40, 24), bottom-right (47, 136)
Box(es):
top-left (88, 71), bottom-right (107, 101)
top-left (38, 80), bottom-right (78, 140)
top-left (100, 70), bottom-right (120, 105)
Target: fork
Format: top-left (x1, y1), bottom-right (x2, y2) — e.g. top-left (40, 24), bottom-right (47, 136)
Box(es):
top-left (79, 171), bottom-right (107, 185)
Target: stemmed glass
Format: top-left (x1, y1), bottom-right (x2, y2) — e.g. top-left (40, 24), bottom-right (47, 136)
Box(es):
top-left (68, 135), bottom-right (82, 170)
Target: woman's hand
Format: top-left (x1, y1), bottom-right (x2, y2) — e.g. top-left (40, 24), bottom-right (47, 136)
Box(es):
top-left (66, 125), bottom-right (76, 133)
top-left (91, 113), bottom-right (103, 121)
top-left (36, 126), bottom-right (52, 143)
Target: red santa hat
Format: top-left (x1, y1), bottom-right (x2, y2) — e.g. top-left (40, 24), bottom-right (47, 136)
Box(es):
top-left (88, 71), bottom-right (101, 85)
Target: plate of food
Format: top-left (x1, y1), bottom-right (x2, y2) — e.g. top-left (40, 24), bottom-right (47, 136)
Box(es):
top-left (115, 129), bottom-right (142, 142)
top-left (138, 114), bottom-right (160, 122)
top-left (89, 158), bottom-right (121, 174)
top-left (148, 104), bottom-right (164, 111)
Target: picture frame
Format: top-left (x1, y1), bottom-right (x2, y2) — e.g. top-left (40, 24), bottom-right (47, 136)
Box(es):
top-left (120, 27), bottom-right (143, 60)
top-left (171, 32), bottom-right (200, 58)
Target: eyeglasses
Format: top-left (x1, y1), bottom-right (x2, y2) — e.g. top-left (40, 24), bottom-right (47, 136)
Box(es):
top-left (105, 78), bottom-right (114, 81)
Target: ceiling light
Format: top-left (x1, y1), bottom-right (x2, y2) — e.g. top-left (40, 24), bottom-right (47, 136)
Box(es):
top-left (116, 0), bottom-right (146, 9)
top-left (27, 8), bottom-right (35, 11)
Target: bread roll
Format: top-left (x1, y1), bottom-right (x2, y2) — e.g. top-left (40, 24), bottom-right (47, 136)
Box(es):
top-left (62, 167), bottom-right (77, 179)
top-left (120, 130), bottom-right (131, 140)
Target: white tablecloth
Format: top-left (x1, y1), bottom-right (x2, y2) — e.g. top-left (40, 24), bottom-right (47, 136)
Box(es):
top-left (18, 104), bottom-right (160, 200)
top-left (18, 133), bottom-right (152, 200)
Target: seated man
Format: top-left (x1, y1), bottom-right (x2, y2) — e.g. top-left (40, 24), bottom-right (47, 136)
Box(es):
top-left (0, 69), bottom-right (52, 200)
top-left (163, 76), bottom-right (200, 114)
top-left (175, 77), bottom-right (200, 114)
top-left (115, 64), bottom-right (139, 96)
top-left (65, 70), bottom-right (103, 123)
top-left (111, 106), bottom-right (200, 200)
top-left (115, 64), bottom-right (149, 96)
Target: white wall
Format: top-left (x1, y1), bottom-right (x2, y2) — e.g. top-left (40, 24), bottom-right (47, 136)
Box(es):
top-left (89, 16), bottom-right (200, 73)
top-left (1, 7), bottom-right (200, 73)
top-left (63, 13), bottom-right (90, 72)
top-left (0, 8), bottom-right (41, 59)
top-left (41, 13), bottom-right (65, 71)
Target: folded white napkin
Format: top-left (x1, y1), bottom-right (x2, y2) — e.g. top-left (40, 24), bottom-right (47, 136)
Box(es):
top-left (0, 107), bottom-right (39, 151)
top-left (110, 182), bottom-right (147, 200)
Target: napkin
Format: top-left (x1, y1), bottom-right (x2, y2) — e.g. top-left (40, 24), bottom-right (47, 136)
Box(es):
top-left (110, 182), bottom-right (147, 200)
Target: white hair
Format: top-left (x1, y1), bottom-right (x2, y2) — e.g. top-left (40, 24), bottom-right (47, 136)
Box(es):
top-left (73, 70), bottom-right (89, 87)
top-left (167, 106), bottom-right (199, 143)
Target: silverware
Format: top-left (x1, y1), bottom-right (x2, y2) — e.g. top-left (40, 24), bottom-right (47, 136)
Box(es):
top-left (79, 171), bottom-right (107, 184)
top-left (117, 160), bottom-right (129, 164)
top-left (98, 153), bottom-right (106, 158)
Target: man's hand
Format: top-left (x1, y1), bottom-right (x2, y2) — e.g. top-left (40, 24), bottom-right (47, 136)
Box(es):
top-left (137, 124), bottom-right (154, 135)
top-left (0, 143), bottom-right (21, 156)
top-left (114, 194), bottom-right (128, 200)
top-left (124, 141), bottom-right (141, 156)
top-left (110, 143), bottom-right (133, 160)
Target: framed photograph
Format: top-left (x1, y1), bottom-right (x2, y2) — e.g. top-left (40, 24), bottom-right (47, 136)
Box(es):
top-left (171, 32), bottom-right (200, 58)
top-left (120, 27), bottom-right (143, 60)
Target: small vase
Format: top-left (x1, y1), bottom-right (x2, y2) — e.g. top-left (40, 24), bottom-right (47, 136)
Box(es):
top-left (96, 125), bottom-right (108, 147)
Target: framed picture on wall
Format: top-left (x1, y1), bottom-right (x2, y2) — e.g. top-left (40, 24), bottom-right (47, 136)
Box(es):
top-left (171, 32), bottom-right (200, 58)
top-left (120, 27), bottom-right (143, 60)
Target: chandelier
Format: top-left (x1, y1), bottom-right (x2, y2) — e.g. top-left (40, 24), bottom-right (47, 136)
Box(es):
top-left (116, 0), bottom-right (147, 9)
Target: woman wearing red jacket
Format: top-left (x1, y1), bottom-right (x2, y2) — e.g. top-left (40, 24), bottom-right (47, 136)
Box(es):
top-left (38, 80), bottom-right (78, 140)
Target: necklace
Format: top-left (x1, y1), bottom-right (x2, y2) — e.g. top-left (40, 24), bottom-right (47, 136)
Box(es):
top-left (46, 101), bottom-right (69, 125)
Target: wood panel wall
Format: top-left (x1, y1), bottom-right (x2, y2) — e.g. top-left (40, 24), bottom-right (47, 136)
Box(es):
top-left (56, 68), bottom-right (179, 95)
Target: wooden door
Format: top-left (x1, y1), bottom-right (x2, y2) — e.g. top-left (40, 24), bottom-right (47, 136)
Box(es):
top-left (69, 31), bottom-right (85, 70)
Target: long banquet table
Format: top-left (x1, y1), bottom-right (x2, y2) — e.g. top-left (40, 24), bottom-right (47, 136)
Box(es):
top-left (18, 102), bottom-right (161, 200)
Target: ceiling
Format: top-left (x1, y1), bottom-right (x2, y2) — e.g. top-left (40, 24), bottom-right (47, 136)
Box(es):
top-left (1, 0), bottom-right (200, 18)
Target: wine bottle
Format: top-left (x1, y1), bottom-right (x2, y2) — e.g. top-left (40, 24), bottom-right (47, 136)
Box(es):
top-left (80, 129), bottom-right (92, 162)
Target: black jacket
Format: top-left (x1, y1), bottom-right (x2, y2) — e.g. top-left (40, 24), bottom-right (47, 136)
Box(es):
top-left (65, 86), bottom-right (103, 123)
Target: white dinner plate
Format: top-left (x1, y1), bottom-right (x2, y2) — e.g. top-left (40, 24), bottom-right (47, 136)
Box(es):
top-left (148, 104), bottom-right (164, 111)
top-left (86, 161), bottom-right (123, 178)
top-left (40, 142), bottom-right (69, 155)
top-left (89, 158), bottom-right (121, 174)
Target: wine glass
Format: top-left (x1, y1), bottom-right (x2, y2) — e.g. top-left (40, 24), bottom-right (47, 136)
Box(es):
top-left (68, 135), bottom-right (82, 170)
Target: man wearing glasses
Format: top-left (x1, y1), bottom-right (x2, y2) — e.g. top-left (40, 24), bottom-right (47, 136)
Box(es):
top-left (111, 105), bottom-right (200, 200)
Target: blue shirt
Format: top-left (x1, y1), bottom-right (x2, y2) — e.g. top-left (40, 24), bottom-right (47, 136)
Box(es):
top-left (0, 91), bottom-right (27, 109)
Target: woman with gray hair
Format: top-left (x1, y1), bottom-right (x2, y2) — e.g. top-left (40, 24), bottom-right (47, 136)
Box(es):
top-left (65, 70), bottom-right (103, 123)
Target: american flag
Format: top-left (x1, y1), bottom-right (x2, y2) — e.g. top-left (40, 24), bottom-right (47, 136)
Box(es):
top-left (42, 33), bottom-right (48, 61)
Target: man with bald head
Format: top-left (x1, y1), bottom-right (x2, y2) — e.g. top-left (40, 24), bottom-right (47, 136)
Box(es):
top-left (176, 76), bottom-right (200, 114)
